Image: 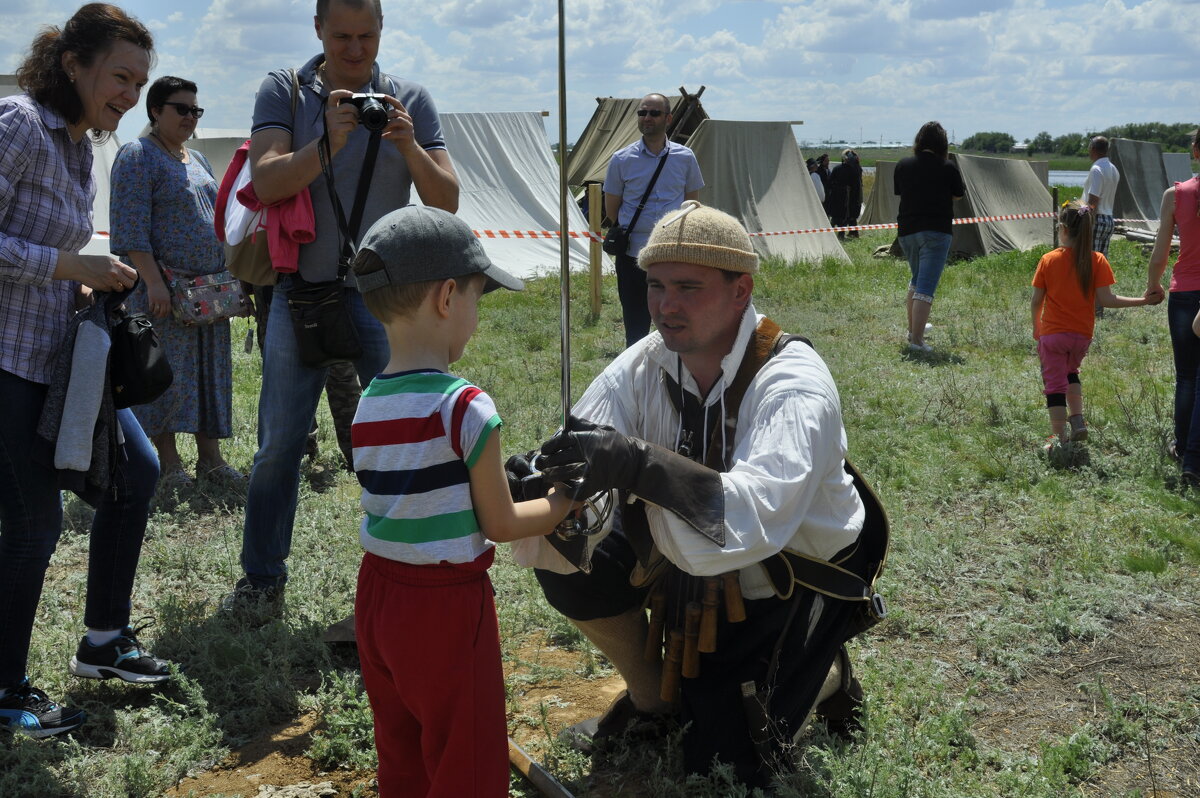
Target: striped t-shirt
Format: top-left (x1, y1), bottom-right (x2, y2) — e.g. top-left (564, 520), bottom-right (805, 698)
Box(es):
top-left (352, 370), bottom-right (502, 565)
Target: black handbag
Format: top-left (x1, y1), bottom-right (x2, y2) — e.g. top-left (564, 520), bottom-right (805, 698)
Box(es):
top-left (604, 150), bottom-right (669, 257)
top-left (601, 224), bottom-right (630, 257)
top-left (110, 306), bottom-right (173, 409)
top-left (287, 121), bottom-right (381, 369)
top-left (286, 277), bottom-right (362, 368)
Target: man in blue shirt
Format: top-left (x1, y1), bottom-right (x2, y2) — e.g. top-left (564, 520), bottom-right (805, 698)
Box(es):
top-left (603, 93), bottom-right (704, 346)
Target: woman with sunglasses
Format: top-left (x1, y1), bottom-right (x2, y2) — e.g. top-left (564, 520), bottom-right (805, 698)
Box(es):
top-left (109, 76), bottom-right (244, 495)
top-left (1147, 128), bottom-right (1200, 487)
top-left (0, 3), bottom-right (170, 739)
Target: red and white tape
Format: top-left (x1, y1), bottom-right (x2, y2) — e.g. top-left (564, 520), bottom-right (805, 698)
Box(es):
top-left (88, 213), bottom-right (1161, 245)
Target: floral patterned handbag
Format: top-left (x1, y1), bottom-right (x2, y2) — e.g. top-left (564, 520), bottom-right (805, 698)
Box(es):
top-left (160, 264), bottom-right (252, 326)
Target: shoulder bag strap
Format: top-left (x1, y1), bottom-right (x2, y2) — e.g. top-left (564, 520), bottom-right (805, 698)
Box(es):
top-left (624, 148), bottom-right (669, 234)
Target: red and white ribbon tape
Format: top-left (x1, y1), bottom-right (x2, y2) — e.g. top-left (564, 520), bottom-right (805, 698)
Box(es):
top-left (88, 214), bottom-right (1162, 245)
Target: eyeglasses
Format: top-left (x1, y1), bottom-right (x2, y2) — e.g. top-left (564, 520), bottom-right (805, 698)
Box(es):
top-left (164, 102), bottom-right (204, 119)
top-left (636, 109), bottom-right (664, 118)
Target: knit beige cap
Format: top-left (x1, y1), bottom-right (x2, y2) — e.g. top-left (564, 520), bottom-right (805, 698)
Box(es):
top-left (637, 201), bottom-right (758, 274)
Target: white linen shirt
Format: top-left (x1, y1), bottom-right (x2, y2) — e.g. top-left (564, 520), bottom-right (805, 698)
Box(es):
top-left (513, 304), bottom-right (864, 599)
top-left (1082, 156), bottom-right (1119, 216)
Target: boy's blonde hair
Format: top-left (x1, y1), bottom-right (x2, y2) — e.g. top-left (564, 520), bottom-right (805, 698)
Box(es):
top-left (354, 250), bottom-right (488, 322)
top-left (354, 249), bottom-right (438, 322)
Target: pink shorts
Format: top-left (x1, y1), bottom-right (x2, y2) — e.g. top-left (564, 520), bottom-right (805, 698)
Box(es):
top-left (1037, 332), bottom-right (1091, 395)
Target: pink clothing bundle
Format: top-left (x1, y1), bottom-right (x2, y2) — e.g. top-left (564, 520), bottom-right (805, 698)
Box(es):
top-left (213, 141), bottom-right (315, 274)
top-left (1171, 177), bottom-right (1200, 293)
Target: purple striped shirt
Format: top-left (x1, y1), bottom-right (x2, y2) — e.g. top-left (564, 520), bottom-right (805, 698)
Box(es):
top-left (0, 93), bottom-right (95, 384)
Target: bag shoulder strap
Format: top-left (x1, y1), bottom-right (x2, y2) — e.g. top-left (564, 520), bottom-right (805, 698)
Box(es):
top-left (624, 148), bottom-right (669, 234)
top-left (663, 317), bottom-right (889, 609)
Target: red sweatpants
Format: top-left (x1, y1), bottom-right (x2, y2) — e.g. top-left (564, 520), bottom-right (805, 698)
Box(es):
top-left (355, 550), bottom-right (508, 797)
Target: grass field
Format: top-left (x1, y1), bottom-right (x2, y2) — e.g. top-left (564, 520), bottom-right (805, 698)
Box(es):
top-left (3, 227), bottom-right (1198, 797)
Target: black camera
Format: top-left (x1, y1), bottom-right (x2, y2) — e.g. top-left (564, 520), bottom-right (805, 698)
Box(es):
top-left (339, 93), bottom-right (389, 132)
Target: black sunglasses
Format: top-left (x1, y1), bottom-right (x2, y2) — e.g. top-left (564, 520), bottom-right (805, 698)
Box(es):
top-left (164, 102), bottom-right (204, 119)
top-left (636, 109), bottom-right (664, 118)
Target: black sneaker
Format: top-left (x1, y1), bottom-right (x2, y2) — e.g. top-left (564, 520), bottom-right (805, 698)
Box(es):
top-left (219, 576), bottom-right (284, 621)
top-left (69, 626), bottom-right (171, 684)
top-left (0, 679), bottom-right (86, 738)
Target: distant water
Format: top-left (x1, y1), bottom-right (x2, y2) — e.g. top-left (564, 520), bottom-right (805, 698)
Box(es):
top-left (864, 166), bottom-right (1091, 187)
top-left (1049, 170), bottom-right (1088, 187)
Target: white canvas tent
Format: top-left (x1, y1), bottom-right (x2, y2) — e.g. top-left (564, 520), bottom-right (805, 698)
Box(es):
top-left (186, 128), bottom-right (247, 182)
top-left (687, 120), bottom-right (848, 264)
top-left (2, 75), bottom-right (117, 255)
top-left (435, 111), bottom-right (596, 279)
top-left (137, 124), bottom-right (247, 181)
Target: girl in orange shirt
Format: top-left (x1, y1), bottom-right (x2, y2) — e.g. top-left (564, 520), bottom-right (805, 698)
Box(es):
top-left (1031, 202), bottom-right (1156, 452)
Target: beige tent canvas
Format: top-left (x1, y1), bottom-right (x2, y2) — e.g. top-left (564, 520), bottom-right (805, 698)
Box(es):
top-left (948, 153), bottom-right (1052, 258)
top-left (1163, 152), bottom-right (1194, 185)
top-left (860, 160), bottom-right (899, 226)
top-left (1109, 138), bottom-right (1168, 232)
top-left (864, 158), bottom-right (1049, 227)
top-left (566, 88), bottom-right (708, 188)
top-left (2, 74), bottom-right (119, 255)
top-left (687, 120), bottom-right (848, 264)
top-left (861, 152), bottom-right (1051, 258)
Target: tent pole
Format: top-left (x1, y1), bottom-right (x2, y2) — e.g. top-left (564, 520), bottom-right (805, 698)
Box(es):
top-left (1052, 186), bottom-right (1059, 248)
top-left (557, 0), bottom-right (571, 424)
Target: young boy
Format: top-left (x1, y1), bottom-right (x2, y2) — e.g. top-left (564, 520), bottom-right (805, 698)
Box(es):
top-left (349, 205), bottom-right (579, 797)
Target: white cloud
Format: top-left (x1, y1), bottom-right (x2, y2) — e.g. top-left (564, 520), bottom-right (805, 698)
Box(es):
top-left (0, 0), bottom-right (1194, 148)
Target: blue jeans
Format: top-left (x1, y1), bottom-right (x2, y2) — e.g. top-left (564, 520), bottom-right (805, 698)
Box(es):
top-left (0, 369), bottom-right (158, 688)
top-left (899, 230), bottom-right (953, 302)
top-left (240, 280), bottom-right (387, 590)
top-left (1168, 291), bottom-right (1200, 472)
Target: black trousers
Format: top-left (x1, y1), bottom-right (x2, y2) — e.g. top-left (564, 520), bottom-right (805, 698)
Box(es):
top-left (536, 527), bottom-right (860, 786)
top-left (615, 253), bottom-right (652, 347)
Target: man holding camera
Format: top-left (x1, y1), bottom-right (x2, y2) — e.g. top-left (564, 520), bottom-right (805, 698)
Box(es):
top-left (604, 93), bottom-right (703, 347)
top-left (225, 0), bottom-right (458, 614)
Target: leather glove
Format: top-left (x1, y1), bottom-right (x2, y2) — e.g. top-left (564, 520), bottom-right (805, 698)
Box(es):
top-left (504, 450), bottom-right (549, 502)
top-left (539, 416), bottom-right (643, 499)
top-left (540, 415), bottom-right (727, 546)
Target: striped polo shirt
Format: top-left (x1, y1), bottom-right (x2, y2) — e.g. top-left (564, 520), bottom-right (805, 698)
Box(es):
top-left (352, 370), bottom-right (501, 565)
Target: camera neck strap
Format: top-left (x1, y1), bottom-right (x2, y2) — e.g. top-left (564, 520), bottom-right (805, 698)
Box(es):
top-left (318, 124), bottom-right (383, 280)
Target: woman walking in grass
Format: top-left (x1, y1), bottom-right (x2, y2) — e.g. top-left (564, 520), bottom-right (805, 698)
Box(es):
top-left (894, 121), bottom-right (964, 353)
top-left (1031, 201), bottom-right (1157, 454)
top-left (1146, 128), bottom-right (1200, 487)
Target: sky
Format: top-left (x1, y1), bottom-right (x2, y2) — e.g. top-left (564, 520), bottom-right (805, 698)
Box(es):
top-left (1, 0), bottom-right (1197, 152)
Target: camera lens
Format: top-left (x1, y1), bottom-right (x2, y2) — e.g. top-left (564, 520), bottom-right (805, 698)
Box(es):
top-left (359, 96), bottom-right (388, 132)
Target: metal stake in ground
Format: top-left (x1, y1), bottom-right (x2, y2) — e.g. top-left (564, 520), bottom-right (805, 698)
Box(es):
top-left (509, 737), bottom-right (575, 798)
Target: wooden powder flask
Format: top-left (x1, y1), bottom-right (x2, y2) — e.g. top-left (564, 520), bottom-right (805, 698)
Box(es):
top-left (661, 630), bottom-right (684, 703)
top-left (644, 590), bottom-right (666, 662)
top-left (723, 571), bottom-right (747, 622)
top-left (682, 602), bottom-right (702, 678)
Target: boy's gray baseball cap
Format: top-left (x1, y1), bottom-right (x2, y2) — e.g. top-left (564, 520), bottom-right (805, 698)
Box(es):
top-left (354, 205), bottom-right (524, 294)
